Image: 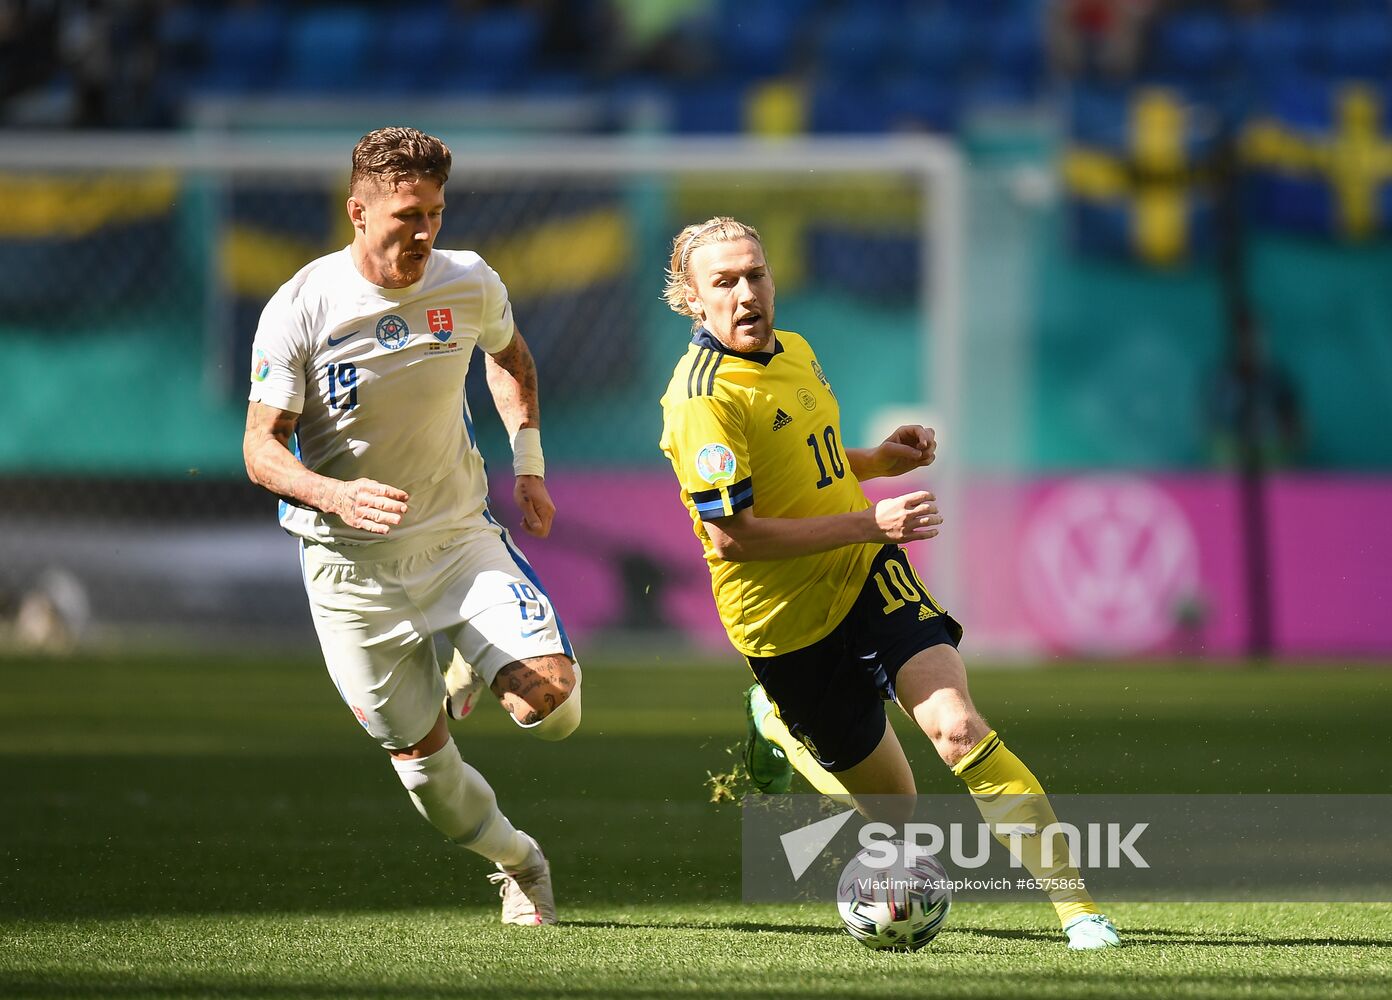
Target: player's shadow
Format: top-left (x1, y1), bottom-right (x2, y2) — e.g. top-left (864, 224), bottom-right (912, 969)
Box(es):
top-left (563, 919), bottom-right (844, 937)
top-left (566, 920), bottom-right (1392, 948)
top-left (961, 926), bottom-right (1392, 949)
top-left (1122, 928), bottom-right (1392, 948)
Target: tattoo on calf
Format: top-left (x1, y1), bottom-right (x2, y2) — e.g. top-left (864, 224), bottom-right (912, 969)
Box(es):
top-left (493, 658), bottom-right (573, 725)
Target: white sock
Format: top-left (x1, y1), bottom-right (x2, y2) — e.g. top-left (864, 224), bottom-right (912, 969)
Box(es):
top-left (390, 737), bottom-right (532, 868)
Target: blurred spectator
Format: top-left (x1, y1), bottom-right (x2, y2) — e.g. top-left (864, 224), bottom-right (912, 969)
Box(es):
top-left (1050, 0), bottom-right (1160, 82)
top-left (532, 0), bottom-right (608, 71)
top-left (61, 0), bottom-right (165, 127)
top-left (0, 0), bottom-right (62, 118)
top-left (598, 0), bottom-right (713, 78)
top-left (1, 0), bottom-right (170, 126)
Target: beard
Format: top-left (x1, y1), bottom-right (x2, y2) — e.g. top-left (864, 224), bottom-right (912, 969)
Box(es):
top-left (385, 248), bottom-right (428, 285)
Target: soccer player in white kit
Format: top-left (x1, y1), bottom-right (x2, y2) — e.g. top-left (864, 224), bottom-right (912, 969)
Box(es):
top-left (242, 126), bottom-right (579, 926)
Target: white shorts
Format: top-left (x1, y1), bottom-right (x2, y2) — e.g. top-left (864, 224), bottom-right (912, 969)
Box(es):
top-left (300, 510), bottom-right (572, 750)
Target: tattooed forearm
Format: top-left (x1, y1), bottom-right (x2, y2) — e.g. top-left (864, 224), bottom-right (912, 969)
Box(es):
top-left (243, 403), bottom-right (343, 515)
top-left (249, 444), bottom-right (340, 515)
top-left (484, 328), bottom-right (541, 436)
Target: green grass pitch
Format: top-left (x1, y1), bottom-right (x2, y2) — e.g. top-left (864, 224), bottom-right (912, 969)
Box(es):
top-left (2, 651), bottom-right (1390, 998)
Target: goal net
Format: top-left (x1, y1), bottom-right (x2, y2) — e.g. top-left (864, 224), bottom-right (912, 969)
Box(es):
top-left (0, 133), bottom-right (991, 655)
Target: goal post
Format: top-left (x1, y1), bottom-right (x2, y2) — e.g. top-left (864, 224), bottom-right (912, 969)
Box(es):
top-left (0, 132), bottom-right (969, 651)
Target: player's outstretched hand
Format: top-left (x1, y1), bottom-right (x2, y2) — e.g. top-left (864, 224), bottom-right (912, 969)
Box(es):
top-left (332, 478), bottom-right (409, 534)
top-left (872, 490), bottom-right (942, 543)
top-left (872, 425), bottom-right (937, 478)
top-left (515, 474), bottom-right (555, 538)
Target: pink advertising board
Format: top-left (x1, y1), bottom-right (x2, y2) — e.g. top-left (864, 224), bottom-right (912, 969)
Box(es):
top-left (490, 472), bottom-right (1392, 659)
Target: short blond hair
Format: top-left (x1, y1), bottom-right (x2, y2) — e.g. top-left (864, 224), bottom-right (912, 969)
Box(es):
top-left (350, 126), bottom-right (451, 194)
top-left (662, 216), bottom-right (764, 322)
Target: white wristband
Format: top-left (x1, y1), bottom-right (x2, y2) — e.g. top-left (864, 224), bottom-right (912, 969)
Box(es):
top-left (510, 426), bottom-right (545, 478)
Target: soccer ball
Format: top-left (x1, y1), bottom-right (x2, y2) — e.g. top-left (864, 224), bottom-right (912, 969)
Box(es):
top-left (835, 843), bottom-right (952, 952)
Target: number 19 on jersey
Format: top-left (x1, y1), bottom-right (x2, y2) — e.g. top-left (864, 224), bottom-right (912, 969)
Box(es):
top-left (326, 363), bottom-right (358, 411)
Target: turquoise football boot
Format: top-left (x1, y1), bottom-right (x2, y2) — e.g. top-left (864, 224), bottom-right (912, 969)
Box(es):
top-left (743, 684), bottom-right (793, 794)
top-left (1064, 913), bottom-right (1122, 950)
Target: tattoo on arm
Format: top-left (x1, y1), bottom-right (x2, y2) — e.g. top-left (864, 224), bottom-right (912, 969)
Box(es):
top-left (243, 404), bottom-right (344, 516)
top-left (485, 329), bottom-right (540, 436)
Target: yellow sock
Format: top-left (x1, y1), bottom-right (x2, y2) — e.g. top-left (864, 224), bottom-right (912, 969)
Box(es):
top-left (757, 704), bottom-right (853, 799)
top-left (953, 730), bottom-right (1100, 927)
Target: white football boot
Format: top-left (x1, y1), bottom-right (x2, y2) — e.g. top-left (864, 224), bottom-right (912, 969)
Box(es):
top-left (1064, 913), bottom-right (1121, 950)
top-left (487, 832), bottom-right (557, 926)
top-left (443, 649), bottom-right (486, 721)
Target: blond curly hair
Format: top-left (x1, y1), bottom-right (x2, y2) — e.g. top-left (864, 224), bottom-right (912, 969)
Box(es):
top-left (662, 217), bottom-right (764, 326)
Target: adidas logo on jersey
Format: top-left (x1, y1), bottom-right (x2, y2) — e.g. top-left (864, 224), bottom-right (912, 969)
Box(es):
top-left (772, 408), bottom-right (793, 431)
top-left (918, 604), bottom-right (937, 621)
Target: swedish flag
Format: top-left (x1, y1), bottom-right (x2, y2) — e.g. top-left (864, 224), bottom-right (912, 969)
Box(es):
top-left (0, 172), bottom-right (179, 319)
top-left (1244, 82), bottom-right (1392, 240)
top-left (1062, 88), bottom-right (1212, 266)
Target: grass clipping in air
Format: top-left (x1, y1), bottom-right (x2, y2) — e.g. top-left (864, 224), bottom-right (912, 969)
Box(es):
top-left (705, 739), bottom-right (752, 804)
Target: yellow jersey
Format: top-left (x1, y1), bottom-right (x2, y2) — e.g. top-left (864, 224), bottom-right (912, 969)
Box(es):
top-left (659, 328), bottom-right (879, 657)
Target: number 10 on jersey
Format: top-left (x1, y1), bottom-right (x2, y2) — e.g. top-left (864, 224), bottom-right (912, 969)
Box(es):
top-left (807, 425), bottom-right (845, 489)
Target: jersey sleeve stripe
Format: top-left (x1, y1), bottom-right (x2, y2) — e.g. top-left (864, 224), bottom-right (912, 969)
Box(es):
top-left (704, 351), bottom-right (721, 396)
top-left (696, 347), bottom-right (713, 397)
top-left (685, 348), bottom-right (704, 399)
top-left (687, 347), bottom-right (712, 398)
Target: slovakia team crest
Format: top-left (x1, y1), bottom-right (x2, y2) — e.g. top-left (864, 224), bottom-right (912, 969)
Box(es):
top-left (427, 308), bottom-right (454, 342)
top-left (375, 314), bottom-right (410, 350)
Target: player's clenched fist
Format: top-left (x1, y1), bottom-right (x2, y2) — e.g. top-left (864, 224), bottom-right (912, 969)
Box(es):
top-left (874, 425), bottom-right (937, 478)
top-left (515, 475), bottom-right (556, 538)
top-left (872, 490), bottom-right (942, 543)
top-left (332, 479), bottom-right (410, 534)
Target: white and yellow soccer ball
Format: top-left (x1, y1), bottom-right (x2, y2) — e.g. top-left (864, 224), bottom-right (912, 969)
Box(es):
top-left (835, 843), bottom-right (952, 952)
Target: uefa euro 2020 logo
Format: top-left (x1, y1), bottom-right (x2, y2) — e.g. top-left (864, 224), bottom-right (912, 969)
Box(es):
top-left (695, 443), bottom-right (737, 485)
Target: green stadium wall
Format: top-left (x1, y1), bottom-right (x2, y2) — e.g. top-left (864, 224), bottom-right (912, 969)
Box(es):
top-left (1, 171), bottom-right (1389, 476)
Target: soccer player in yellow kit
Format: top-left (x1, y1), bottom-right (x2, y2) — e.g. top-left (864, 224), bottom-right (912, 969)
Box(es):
top-left (658, 217), bottom-right (1120, 950)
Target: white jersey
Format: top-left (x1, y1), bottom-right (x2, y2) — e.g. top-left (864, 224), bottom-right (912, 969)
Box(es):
top-left (248, 246), bottom-right (514, 559)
